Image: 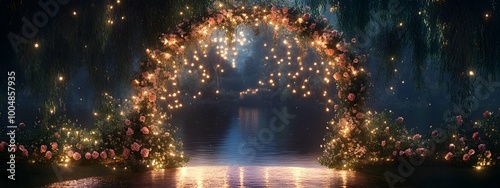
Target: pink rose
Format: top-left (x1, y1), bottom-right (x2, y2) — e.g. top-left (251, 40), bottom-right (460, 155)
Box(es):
top-left (449, 144), bottom-right (455, 150)
top-left (141, 127), bottom-right (150, 134)
top-left (431, 130), bottom-right (439, 137)
top-left (125, 119), bottom-right (131, 126)
top-left (412, 134), bottom-right (422, 141)
top-left (67, 150), bottom-right (74, 157)
top-left (51, 142), bottom-right (58, 150)
top-left (445, 152), bottom-right (453, 160)
top-left (399, 151), bottom-right (405, 156)
top-left (356, 112), bottom-right (364, 119)
top-left (485, 150), bottom-right (492, 158)
top-left (126, 128), bottom-right (134, 136)
top-left (142, 71), bottom-right (149, 78)
top-left (92, 151), bottom-right (99, 159)
top-left (303, 13), bottom-right (310, 21)
top-left (85, 152), bottom-right (91, 159)
top-left (347, 93), bottom-right (356, 102)
top-left (353, 58), bottom-right (359, 63)
top-left (459, 137), bottom-right (465, 142)
top-left (416, 148), bottom-right (426, 156)
top-left (462, 154), bottom-right (470, 161)
top-left (395, 141), bottom-right (401, 148)
top-left (271, 6), bottom-right (278, 12)
top-left (478, 144), bottom-right (486, 151)
top-left (405, 148), bottom-right (412, 156)
top-left (343, 72), bottom-right (349, 79)
top-left (472, 132), bottom-right (479, 140)
top-left (54, 132), bottom-right (60, 138)
top-left (40, 145), bottom-right (47, 153)
top-left (19, 145), bottom-right (25, 151)
top-left (139, 116), bottom-right (146, 122)
top-left (0, 141), bottom-right (7, 151)
top-left (22, 149), bottom-right (29, 157)
top-left (149, 95), bottom-right (156, 102)
top-left (140, 148), bottom-right (150, 158)
top-left (122, 148), bottom-right (131, 159)
top-left (381, 140), bottom-right (386, 147)
top-left (396, 117), bottom-right (404, 123)
top-left (468, 149), bottom-right (475, 155)
top-left (456, 115), bottom-right (463, 125)
top-left (208, 17), bottom-right (215, 25)
top-left (325, 49), bottom-right (334, 56)
top-left (282, 7), bottom-right (288, 14)
top-left (109, 149), bottom-right (116, 158)
top-left (19, 122), bottom-right (25, 127)
top-left (385, 127), bottom-right (390, 132)
top-left (164, 132), bottom-right (170, 137)
top-left (483, 111), bottom-right (491, 118)
top-left (100, 151), bottom-right (107, 159)
top-left (73, 152), bottom-right (81, 161)
top-left (392, 151), bottom-right (397, 156)
top-left (333, 105), bottom-right (339, 110)
top-left (45, 151), bottom-right (52, 159)
top-left (131, 142), bottom-right (141, 151)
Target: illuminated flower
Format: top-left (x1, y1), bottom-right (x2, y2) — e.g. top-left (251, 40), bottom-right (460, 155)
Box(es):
top-left (67, 150), bottom-right (74, 157)
top-left (19, 145), bottom-right (25, 151)
top-left (445, 152), bottom-right (453, 160)
top-left (40, 145), bottom-right (47, 153)
top-left (73, 152), bottom-right (81, 161)
top-left (123, 148), bottom-right (131, 159)
top-left (303, 13), bottom-right (310, 21)
top-left (347, 93), bottom-right (356, 102)
top-left (282, 7), bottom-right (288, 14)
top-left (131, 142), bottom-right (141, 151)
top-left (412, 134), bottom-right (422, 141)
top-left (92, 151), bottom-right (99, 159)
top-left (126, 128), bottom-right (134, 136)
top-left (325, 49), bottom-right (334, 56)
top-left (208, 17), bottom-right (215, 25)
top-left (396, 117), bottom-right (404, 123)
top-left (393, 151), bottom-right (397, 156)
top-left (353, 58), bottom-right (359, 63)
top-left (333, 73), bottom-right (341, 81)
top-left (51, 142), bottom-right (58, 150)
top-left (459, 137), bottom-right (465, 142)
top-left (217, 14), bottom-right (224, 23)
top-left (109, 149), bottom-right (116, 158)
top-left (468, 149), bottom-right (475, 155)
top-left (54, 132), bottom-right (61, 138)
top-left (385, 127), bottom-right (390, 132)
top-left (338, 91), bottom-right (343, 98)
top-left (149, 94), bottom-right (157, 102)
top-left (100, 151), bottom-right (107, 159)
top-left (483, 111), bottom-right (491, 118)
top-left (416, 148), bottom-right (427, 156)
top-left (356, 112), bottom-right (364, 119)
top-left (351, 38), bottom-right (356, 43)
top-left (85, 152), bottom-right (91, 159)
top-left (45, 151), bottom-right (52, 159)
top-left (381, 140), bottom-right (386, 147)
top-left (141, 127), bottom-right (150, 135)
top-left (462, 154), bottom-right (470, 161)
top-left (485, 150), bottom-right (492, 158)
top-left (142, 71), bottom-right (149, 79)
top-left (164, 132), bottom-right (170, 137)
top-left (125, 119), bottom-right (131, 126)
top-left (405, 148), bottom-right (412, 156)
top-left (343, 72), bottom-right (349, 79)
top-left (139, 116), bottom-right (146, 122)
top-left (399, 151), bottom-right (404, 156)
top-left (332, 30), bottom-right (338, 36)
top-left (271, 6), bottom-right (278, 12)
top-left (478, 144), bottom-right (486, 151)
top-left (456, 115), bottom-right (463, 125)
top-left (449, 144), bottom-right (455, 150)
top-left (472, 132), bottom-right (479, 140)
top-left (19, 122), bottom-right (25, 127)
top-left (141, 148), bottom-right (150, 158)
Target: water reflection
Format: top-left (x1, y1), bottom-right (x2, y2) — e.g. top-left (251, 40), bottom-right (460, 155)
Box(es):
top-left (45, 166), bottom-right (375, 187)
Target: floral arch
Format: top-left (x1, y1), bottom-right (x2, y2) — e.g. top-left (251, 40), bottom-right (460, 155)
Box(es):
top-left (2, 2), bottom-right (499, 172)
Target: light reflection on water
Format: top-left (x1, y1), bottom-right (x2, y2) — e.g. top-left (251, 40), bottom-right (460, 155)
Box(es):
top-left (46, 166), bottom-right (375, 187)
